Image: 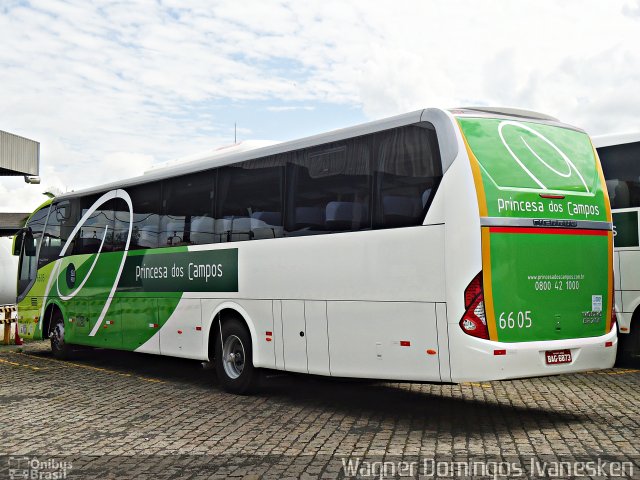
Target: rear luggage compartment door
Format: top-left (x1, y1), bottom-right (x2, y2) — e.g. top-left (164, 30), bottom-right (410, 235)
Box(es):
top-left (482, 223), bottom-right (611, 341)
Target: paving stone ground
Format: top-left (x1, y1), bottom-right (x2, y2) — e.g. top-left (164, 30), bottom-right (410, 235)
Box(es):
top-left (0, 341), bottom-right (639, 479)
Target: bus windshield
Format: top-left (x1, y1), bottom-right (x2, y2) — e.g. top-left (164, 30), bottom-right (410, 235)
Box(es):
top-left (17, 206), bottom-right (50, 299)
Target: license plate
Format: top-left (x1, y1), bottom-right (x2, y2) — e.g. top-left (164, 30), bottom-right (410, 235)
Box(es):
top-left (545, 349), bottom-right (572, 365)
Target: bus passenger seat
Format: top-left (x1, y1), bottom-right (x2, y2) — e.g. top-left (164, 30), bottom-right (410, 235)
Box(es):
top-left (214, 218), bottom-right (232, 242)
top-left (251, 212), bottom-right (283, 239)
top-left (231, 217), bottom-right (253, 241)
top-left (325, 201), bottom-right (369, 230)
top-left (190, 216), bottom-right (216, 245)
top-left (295, 207), bottom-right (325, 229)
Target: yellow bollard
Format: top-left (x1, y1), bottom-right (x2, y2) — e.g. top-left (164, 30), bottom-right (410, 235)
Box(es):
top-left (1, 306), bottom-right (18, 345)
top-left (3, 322), bottom-right (10, 345)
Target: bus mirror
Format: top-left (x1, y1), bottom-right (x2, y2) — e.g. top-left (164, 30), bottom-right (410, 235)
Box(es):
top-left (24, 234), bottom-right (36, 256)
top-left (12, 230), bottom-right (23, 256)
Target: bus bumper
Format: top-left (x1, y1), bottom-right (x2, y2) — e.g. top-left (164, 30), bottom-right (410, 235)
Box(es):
top-left (449, 327), bottom-right (617, 382)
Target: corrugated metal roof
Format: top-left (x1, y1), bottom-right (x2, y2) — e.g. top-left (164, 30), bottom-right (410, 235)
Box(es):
top-left (0, 130), bottom-right (39, 176)
top-left (0, 212), bottom-right (29, 236)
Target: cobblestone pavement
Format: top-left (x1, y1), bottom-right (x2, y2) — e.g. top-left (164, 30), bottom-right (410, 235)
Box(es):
top-left (0, 341), bottom-right (639, 479)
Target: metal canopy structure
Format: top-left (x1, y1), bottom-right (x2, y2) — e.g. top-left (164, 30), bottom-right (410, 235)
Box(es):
top-left (0, 212), bottom-right (29, 237)
top-left (0, 130), bottom-right (39, 177)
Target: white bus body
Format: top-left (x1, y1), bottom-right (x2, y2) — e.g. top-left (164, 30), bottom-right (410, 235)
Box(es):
top-left (16, 108), bottom-right (616, 393)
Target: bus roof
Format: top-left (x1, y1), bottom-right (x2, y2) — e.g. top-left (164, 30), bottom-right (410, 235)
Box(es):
top-left (592, 132), bottom-right (640, 149)
top-left (54, 106), bottom-right (576, 202)
top-left (453, 106), bottom-right (560, 122)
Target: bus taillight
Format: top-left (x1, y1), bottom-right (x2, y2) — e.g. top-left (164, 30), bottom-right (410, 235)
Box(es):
top-left (460, 272), bottom-right (489, 340)
top-left (611, 309), bottom-right (617, 332)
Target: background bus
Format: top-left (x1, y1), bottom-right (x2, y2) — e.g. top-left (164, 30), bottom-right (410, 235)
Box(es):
top-left (13, 107), bottom-right (617, 393)
top-left (1, 237), bottom-right (18, 305)
top-left (595, 132), bottom-right (640, 364)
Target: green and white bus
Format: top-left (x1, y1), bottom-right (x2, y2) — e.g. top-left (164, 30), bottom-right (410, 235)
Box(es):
top-left (594, 132), bottom-right (640, 363)
top-left (14, 107), bottom-right (616, 393)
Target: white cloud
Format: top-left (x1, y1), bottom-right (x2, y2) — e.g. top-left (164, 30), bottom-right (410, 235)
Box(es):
top-left (1, 0), bottom-right (639, 213)
top-left (266, 106), bottom-right (315, 112)
top-left (85, 151), bottom-right (155, 186)
top-left (0, 151), bottom-right (154, 212)
top-left (623, 0), bottom-right (640, 17)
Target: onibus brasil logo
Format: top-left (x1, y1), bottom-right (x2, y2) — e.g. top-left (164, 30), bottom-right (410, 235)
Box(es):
top-left (477, 120), bottom-right (594, 198)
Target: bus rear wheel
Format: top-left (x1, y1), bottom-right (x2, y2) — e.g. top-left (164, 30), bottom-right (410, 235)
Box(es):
top-left (214, 317), bottom-right (259, 394)
top-left (50, 310), bottom-right (72, 359)
top-left (617, 324), bottom-right (640, 366)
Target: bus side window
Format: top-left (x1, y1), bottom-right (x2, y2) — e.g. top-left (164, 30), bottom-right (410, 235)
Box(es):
top-left (112, 197), bottom-right (130, 252)
top-left (38, 200), bottom-right (78, 268)
top-left (126, 183), bottom-right (162, 250)
top-left (286, 138), bottom-right (372, 235)
top-left (161, 171), bottom-right (215, 246)
top-left (373, 125), bottom-right (442, 229)
top-left (217, 156), bottom-right (284, 242)
top-left (72, 194), bottom-right (116, 255)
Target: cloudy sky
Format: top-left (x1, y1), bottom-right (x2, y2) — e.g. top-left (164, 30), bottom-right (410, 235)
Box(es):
top-left (1, 0), bottom-right (639, 212)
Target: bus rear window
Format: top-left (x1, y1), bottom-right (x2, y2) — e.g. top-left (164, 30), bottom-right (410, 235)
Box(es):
top-left (458, 117), bottom-right (608, 223)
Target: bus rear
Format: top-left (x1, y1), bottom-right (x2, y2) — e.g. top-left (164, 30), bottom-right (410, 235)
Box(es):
top-left (448, 111), bottom-right (616, 381)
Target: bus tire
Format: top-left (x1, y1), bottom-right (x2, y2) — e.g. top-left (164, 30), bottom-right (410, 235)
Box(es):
top-left (616, 314), bottom-right (640, 366)
top-left (50, 309), bottom-right (73, 359)
top-left (214, 317), bottom-right (259, 394)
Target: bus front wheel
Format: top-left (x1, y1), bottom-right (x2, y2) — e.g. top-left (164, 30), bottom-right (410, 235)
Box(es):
top-left (50, 310), bottom-right (73, 359)
top-left (214, 317), bottom-right (259, 394)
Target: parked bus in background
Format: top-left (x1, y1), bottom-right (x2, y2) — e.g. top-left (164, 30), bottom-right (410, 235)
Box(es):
top-left (595, 132), bottom-right (640, 363)
top-left (13, 107), bottom-right (616, 394)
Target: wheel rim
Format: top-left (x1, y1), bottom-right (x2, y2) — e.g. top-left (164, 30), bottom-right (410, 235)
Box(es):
top-left (51, 321), bottom-right (64, 351)
top-left (222, 334), bottom-right (245, 380)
